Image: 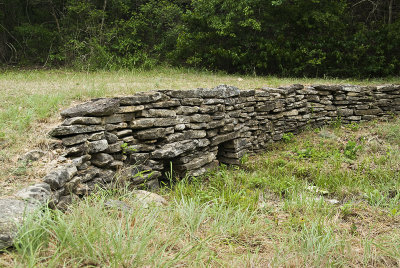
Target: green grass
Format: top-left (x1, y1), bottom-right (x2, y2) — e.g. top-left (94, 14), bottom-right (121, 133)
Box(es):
top-left (1, 117), bottom-right (400, 267)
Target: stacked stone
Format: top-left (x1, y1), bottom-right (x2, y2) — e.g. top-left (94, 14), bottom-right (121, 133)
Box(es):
top-left (11, 83), bottom-right (399, 210)
top-left (45, 86), bottom-right (249, 200)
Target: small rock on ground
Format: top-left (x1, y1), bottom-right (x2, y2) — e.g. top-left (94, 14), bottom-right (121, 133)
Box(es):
top-left (131, 190), bottom-right (167, 208)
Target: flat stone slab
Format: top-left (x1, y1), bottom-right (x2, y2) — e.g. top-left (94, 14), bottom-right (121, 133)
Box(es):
top-left (61, 98), bottom-right (120, 118)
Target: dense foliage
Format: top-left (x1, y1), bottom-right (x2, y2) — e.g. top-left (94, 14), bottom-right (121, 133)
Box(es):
top-left (0, 0), bottom-right (399, 77)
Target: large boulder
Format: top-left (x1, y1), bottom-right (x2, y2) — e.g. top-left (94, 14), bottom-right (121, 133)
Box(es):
top-left (0, 199), bottom-right (39, 250)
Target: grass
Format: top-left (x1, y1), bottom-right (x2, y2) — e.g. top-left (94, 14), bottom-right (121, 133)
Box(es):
top-left (0, 68), bottom-right (400, 266)
top-left (1, 116), bottom-right (400, 267)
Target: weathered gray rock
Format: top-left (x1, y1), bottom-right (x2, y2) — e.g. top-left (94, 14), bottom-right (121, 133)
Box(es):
top-left (177, 152), bottom-right (216, 171)
top-left (166, 130), bottom-right (207, 143)
top-left (151, 140), bottom-right (198, 159)
top-left (166, 85), bottom-right (240, 99)
top-left (0, 198), bottom-right (39, 249)
top-left (91, 153), bottom-right (114, 167)
top-left (141, 109), bottom-right (176, 118)
top-left (104, 132), bottom-right (119, 144)
top-left (341, 85), bottom-right (361, 93)
top-left (50, 125), bottom-right (105, 137)
top-left (65, 143), bottom-right (89, 156)
top-left (105, 122), bottom-right (128, 131)
top-left (105, 141), bottom-right (124, 153)
top-left (116, 129), bottom-right (132, 138)
top-left (72, 155), bottom-right (91, 167)
top-left (131, 190), bottom-right (167, 208)
top-left (127, 144), bottom-right (156, 152)
top-left (118, 92), bottom-right (168, 105)
top-left (313, 85), bottom-right (342, 92)
top-left (135, 128), bottom-right (173, 140)
top-left (97, 169), bottom-right (116, 183)
top-left (151, 100), bottom-right (181, 108)
top-left (15, 183), bottom-right (51, 204)
top-left (337, 108), bottom-right (353, 117)
top-left (256, 102), bottom-right (275, 112)
top-left (131, 117), bottom-right (188, 129)
top-left (79, 166), bottom-right (102, 182)
top-left (117, 105), bottom-right (145, 113)
top-left (211, 132), bottom-right (239, 146)
top-left (61, 98), bottom-right (120, 118)
top-left (201, 85), bottom-right (241, 98)
top-left (62, 134), bottom-right (88, 146)
top-left (190, 114), bottom-right (211, 123)
top-left (88, 132), bottom-right (105, 141)
top-left (19, 150), bottom-right (46, 163)
top-left (88, 139), bottom-right (108, 154)
top-left (62, 117), bottom-right (102, 126)
top-left (176, 106), bottom-right (199, 115)
top-left (103, 113), bottom-right (134, 124)
top-left (377, 85), bottom-right (400, 92)
top-left (44, 164), bottom-right (77, 190)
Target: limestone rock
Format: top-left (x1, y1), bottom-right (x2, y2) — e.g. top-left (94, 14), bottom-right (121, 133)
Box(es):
top-left (131, 190), bottom-right (167, 208)
top-left (62, 117), bottom-right (102, 125)
top-left (151, 140), bottom-right (198, 159)
top-left (44, 164), bottom-right (77, 190)
top-left (117, 105), bottom-right (145, 113)
top-left (88, 132), bottom-right (105, 141)
top-left (105, 132), bottom-right (119, 144)
top-left (88, 139), bottom-right (108, 154)
top-left (65, 143), bottom-right (89, 156)
top-left (135, 127), bottom-right (173, 140)
top-left (211, 132), bottom-right (239, 146)
top-left (61, 98), bottom-right (120, 118)
top-left (50, 125), bottom-right (105, 137)
top-left (103, 113), bottom-right (134, 124)
top-left (177, 152), bottom-right (216, 171)
top-left (62, 134), bottom-right (88, 146)
top-left (0, 198), bottom-right (39, 249)
top-left (72, 155), bottom-right (91, 167)
top-left (91, 153), bottom-right (114, 167)
top-left (313, 85), bottom-right (342, 92)
top-left (15, 183), bottom-right (51, 204)
top-left (190, 114), bottom-right (211, 123)
top-left (141, 109), bottom-right (176, 118)
top-left (118, 92), bottom-right (168, 105)
top-left (18, 150), bottom-right (46, 163)
top-left (105, 141), bottom-right (124, 153)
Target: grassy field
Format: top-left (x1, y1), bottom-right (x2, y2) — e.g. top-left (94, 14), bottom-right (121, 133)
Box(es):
top-left (0, 68), bottom-right (400, 267)
top-left (1, 117), bottom-right (400, 267)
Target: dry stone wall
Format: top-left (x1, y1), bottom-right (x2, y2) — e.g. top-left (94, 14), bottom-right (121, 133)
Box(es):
top-left (17, 84), bottom-right (400, 209)
top-left (1, 83), bottom-right (400, 249)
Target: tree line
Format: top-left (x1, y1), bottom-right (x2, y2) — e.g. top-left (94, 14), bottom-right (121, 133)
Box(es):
top-left (0, 0), bottom-right (399, 77)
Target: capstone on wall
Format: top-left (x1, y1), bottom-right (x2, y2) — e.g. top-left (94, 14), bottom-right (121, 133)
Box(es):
top-left (19, 84), bottom-right (400, 209)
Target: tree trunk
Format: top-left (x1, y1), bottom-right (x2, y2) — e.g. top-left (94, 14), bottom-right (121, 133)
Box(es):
top-left (388, 0), bottom-right (394, 25)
